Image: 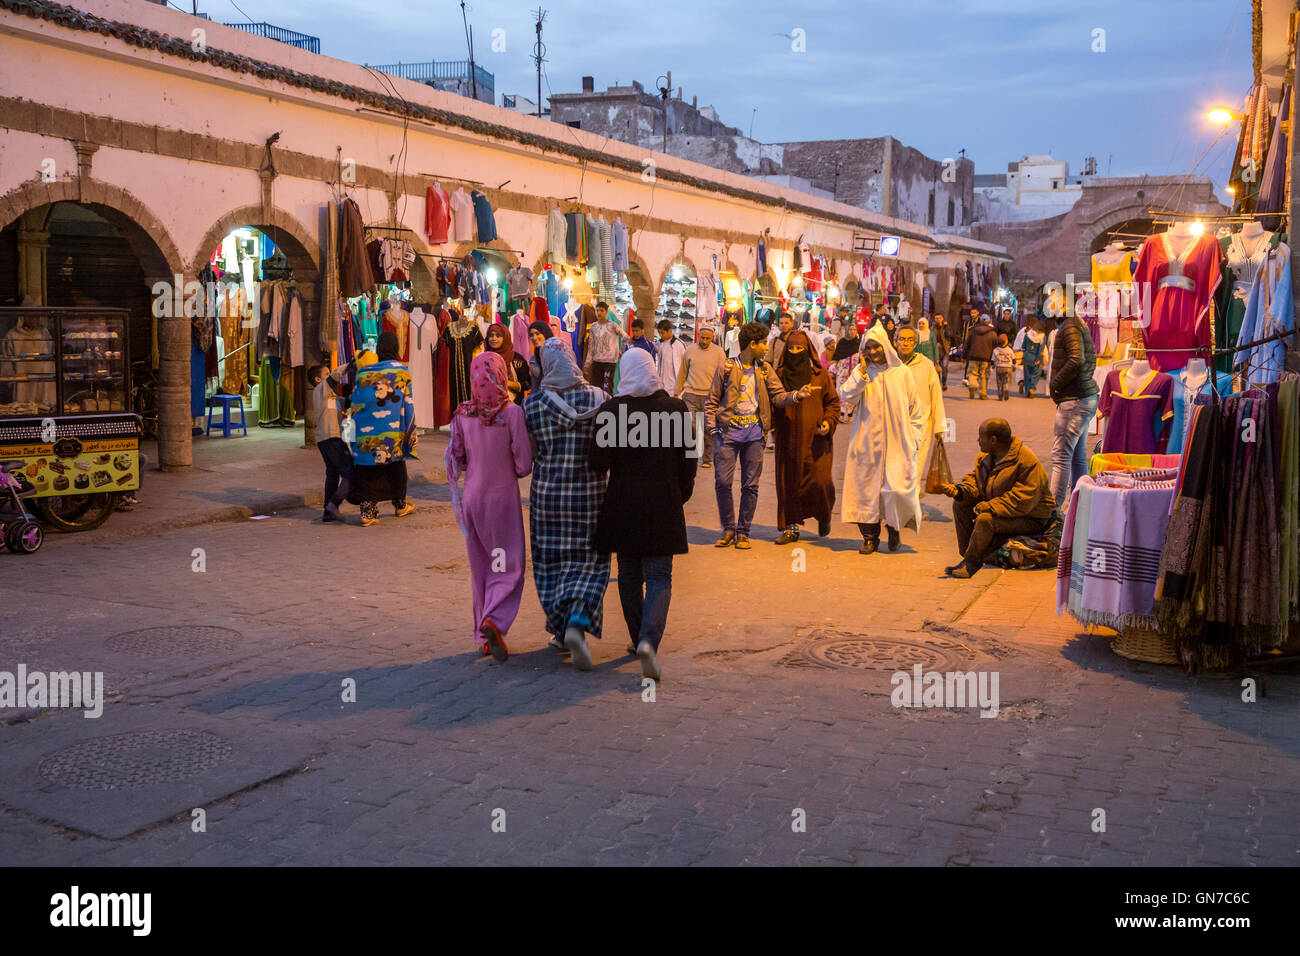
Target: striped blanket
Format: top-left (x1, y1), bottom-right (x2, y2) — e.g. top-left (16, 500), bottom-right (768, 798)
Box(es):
top-left (1057, 474), bottom-right (1176, 627)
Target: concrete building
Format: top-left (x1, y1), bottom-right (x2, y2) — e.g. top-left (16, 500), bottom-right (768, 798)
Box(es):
top-left (545, 79), bottom-right (974, 231)
top-left (363, 59), bottom-right (495, 104)
top-left (0, 0), bottom-right (1007, 471)
top-left (974, 154), bottom-right (1085, 224)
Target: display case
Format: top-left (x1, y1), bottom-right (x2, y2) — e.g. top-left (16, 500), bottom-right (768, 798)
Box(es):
top-left (0, 307), bottom-right (129, 416)
top-left (0, 307), bottom-right (138, 531)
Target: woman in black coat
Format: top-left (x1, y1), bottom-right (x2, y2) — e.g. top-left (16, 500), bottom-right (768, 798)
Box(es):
top-left (588, 349), bottom-right (697, 681)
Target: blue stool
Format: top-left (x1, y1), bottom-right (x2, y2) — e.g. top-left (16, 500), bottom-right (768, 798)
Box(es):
top-left (206, 394), bottom-right (247, 437)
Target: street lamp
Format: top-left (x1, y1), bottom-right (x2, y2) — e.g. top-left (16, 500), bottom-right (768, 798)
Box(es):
top-left (1207, 106), bottom-right (1241, 126)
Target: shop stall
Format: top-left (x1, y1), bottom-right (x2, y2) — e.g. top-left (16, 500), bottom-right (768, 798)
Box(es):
top-left (0, 307), bottom-right (139, 532)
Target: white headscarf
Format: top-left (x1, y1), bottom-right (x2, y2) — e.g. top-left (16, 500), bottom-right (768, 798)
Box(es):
top-left (860, 322), bottom-right (902, 380)
top-left (616, 348), bottom-right (662, 397)
top-left (916, 316), bottom-right (932, 344)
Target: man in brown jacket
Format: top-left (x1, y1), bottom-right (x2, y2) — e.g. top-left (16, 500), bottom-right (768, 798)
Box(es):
top-left (938, 418), bottom-right (1056, 578)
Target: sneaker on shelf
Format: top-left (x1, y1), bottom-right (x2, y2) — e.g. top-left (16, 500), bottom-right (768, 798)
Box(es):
top-left (680, 298), bottom-right (694, 307)
top-left (666, 298), bottom-right (681, 307)
top-left (664, 310), bottom-right (679, 319)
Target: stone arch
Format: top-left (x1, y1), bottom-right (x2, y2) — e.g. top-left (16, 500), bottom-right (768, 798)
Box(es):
top-left (0, 178), bottom-right (184, 277)
top-left (1079, 201), bottom-right (1155, 274)
top-left (622, 248), bottom-right (656, 321)
top-left (189, 204), bottom-right (321, 278)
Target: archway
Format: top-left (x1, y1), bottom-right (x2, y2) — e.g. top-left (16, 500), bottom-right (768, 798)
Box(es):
top-left (193, 212), bottom-right (322, 435)
top-left (1089, 216), bottom-right (1155, 256)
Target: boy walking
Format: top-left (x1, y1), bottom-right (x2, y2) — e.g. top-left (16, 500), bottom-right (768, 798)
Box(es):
top-left (310, 363), bottom-right (352, 522)
top-left (705, 322), bottom-right (813, 549)
top-left (992, 335), bottom-right (1016, 402)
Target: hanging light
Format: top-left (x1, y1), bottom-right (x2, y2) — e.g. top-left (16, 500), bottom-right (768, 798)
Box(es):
top-left (672, 265), bottom-right (684, 280)
top-left (563, 276), bottom-right (574, 289)
top-left (485, 268), bottom-right (498, 284)
top-left (1206, 106), bottom-right (1239, 126)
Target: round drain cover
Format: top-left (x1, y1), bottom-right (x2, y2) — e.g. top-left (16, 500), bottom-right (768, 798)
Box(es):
top-left (105, 625), bottom-right (243, 657)
top-left (792, 633), bottom-right (970, 672)
top-left (38, 729), bottom-right (234, 790)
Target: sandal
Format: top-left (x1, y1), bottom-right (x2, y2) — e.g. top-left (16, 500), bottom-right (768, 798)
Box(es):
top-left (480, 620), bottom-right (508, 662)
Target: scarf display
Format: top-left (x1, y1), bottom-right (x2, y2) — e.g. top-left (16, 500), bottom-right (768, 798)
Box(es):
top-left (616, 348), bottom-right (661, 397)
top-left (457, 351), bottom-right (511, 426)
top-left (1056, 472), bottom-right (1178, 630)
top-left (1155, 384), bottom-right (1299, 670)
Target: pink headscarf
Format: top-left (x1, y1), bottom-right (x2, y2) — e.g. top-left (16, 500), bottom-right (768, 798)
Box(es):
top-left (456, 351), bottom-right (510, 426)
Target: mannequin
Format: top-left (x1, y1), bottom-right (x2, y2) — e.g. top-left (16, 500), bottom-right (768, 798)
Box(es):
top-left (1092, 241), bottom-right (1132, 356)
top-left (1098, 340), bottom-right (1175, 454)
top-left (441, 308), bottom-right (483, 409)
top-left (1168, 355), bottom-right (1233, 455)
top-left (1213, 220), bottom-right (1275, 374)
top-left (1133, 222), bottom-right (1222, 371)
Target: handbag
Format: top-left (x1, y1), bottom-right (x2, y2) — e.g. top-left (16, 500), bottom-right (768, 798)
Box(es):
top-left (924, 437), bottom-right (953, 495)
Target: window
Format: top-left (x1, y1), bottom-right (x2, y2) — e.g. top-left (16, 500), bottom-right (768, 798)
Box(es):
top-left (947, 199), bottom-right (955, 226)
top-left (928, 192), bottom-right (936, 226)
top-left (567, 120), bottom-right (581, 129)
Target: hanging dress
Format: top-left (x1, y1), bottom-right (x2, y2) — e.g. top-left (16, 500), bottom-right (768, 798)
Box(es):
top-left (441, 320), bottom-right (483, 410)
top-left (1098, 368), bottom-right (1175, 454)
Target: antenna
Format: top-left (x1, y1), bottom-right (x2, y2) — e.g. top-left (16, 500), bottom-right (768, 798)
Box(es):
top-left (533, 7), bottom-right (548, 118)
top-left (657, 73), bottom-right (670, 154)
top-left (749, 107), bottom-right (756, 139)
top-left (460, 1), bottom-right (478, 101)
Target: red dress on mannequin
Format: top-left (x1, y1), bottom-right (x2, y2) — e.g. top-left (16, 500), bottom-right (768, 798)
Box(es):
top-left (1133, 232), bottom-right (1223, 371)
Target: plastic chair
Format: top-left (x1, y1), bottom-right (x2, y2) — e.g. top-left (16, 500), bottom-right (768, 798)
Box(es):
top-left (205, 394), bottom-right (247, 437)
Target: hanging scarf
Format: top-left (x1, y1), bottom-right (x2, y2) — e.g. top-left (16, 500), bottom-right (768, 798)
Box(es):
top-left (616, 348), bottom-right (661, 397)
top-left (776, 329), bottom-right (817, 390)
top-left (456, 351), bottom-right (511, 426)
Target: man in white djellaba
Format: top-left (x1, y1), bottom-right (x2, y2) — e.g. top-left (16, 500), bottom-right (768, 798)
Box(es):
top-left (837, 323), bottom-right (926, 555)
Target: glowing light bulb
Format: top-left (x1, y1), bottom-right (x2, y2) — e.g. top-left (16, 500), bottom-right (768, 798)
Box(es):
top-left (1206, 107), bottom-right (1236, 126)
top-left (672, 265), bottom-right (684, 279)
top-left (1190, 221), bottom-right (1204, 235)
top-left (563, 277), bottom-right (574, 289)
top-left (485, 268), bottom-right (498, 284)
top-left (1225, 185), bottom-right (1236, 195)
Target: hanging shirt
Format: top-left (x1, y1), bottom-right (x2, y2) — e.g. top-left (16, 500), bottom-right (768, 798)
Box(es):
top-left (1098, 368), bottom-right (1175, 454)
top-left (471, 191), bottom-right (497, 243)
top-left (449, 189), bottom-right (474, 242)
top-left (611, 218), bottom-right (629, 272)
top-left (546, 208), bottom-right (568, 263)
top-left (424, 185), bottom-right (450, 244)
top-left (506, 266), bottom-right (534, 301)
top-left (1237, 243), bottom-right (1294, 385)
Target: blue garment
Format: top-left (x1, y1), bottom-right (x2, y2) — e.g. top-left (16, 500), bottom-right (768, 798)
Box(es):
top-left (616, 554), bottom-right (674, 651)
top-left (1168, 370), bottom-right (1233, 455)
top-left (1237, 250), bottom-right (1293, 385)
top-left (757, 239), bottom-right (767, 277)
top-left (713, 434), bottom-right (764, 536)
top-left (348, 359), bottom-right (417, 465)
top-left (541, 270), bottom-right (564, 319)
top-left (471, 191), bottom-right (497, 243)
top-left (190, 343), bottom-right (207, 417)
top-left (629, 336), bottom-right (657, 359)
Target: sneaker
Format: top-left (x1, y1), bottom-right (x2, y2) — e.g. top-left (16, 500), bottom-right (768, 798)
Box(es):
top-left (565, 627), bottom-right (593, 671)
top-left (480, 620), bottom-right (508, 662)
top-left (680, 298), bottom-right (694, 308)
top-left (362, 515), bottom-right (379, 527)
top-left (715, 530), bottom-right (736, 548)
top-left (394, 502), bottom-right (416, 517)
top-left (666, 298), bottom-right (681, 307)
top-left (323, 501), bottom-right (343, 522)
top-left (637, 640), bottom-right (662, 681)
top-left (734, 535), bottom-right (752, 550)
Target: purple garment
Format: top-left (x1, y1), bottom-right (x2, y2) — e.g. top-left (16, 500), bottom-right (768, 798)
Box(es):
top-left (1257, 84), bottom-right (1291, 232)
top-left (1084, 313), bottom-right (1101, 351)
top-left (1098, 368), bottom-right (1174, 455)
top-left (445, 403), bottom-right (533, 641)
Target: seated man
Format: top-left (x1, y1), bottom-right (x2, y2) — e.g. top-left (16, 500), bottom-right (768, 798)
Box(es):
top-left (938, 418), bottom-right (1057, 578)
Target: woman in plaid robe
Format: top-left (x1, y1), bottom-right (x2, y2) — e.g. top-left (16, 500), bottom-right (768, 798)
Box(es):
top-left (524, 338), bottom-right (610, 670)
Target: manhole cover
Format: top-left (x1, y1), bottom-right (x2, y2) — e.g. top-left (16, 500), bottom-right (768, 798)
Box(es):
top-left (37, 729), bottom-right (234, 790)
top-left (782, 631), bottom-right (970, 672)
top-left (105, 626), bottom-right (243, 657)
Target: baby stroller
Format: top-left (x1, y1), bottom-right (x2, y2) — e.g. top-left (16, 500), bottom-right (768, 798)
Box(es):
top-left (0, 462), bottom-right (43, 554)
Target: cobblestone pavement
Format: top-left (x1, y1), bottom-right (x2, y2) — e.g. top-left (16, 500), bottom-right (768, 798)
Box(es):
top-left (1, 386), bottom-right (1297, 866)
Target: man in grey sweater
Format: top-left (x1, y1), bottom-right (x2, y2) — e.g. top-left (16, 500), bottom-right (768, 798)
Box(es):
top-left (674, 323), bottom-right (727, 467)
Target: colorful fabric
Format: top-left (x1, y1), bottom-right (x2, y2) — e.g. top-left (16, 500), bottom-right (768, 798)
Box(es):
top-left (347, 359), bottom-right (418, 466)
top-left (457, 352), bottom-right (511, 427)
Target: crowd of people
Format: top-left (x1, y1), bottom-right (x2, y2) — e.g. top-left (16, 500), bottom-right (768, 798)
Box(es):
top-left (312, 298), bottom-right (1079, 680)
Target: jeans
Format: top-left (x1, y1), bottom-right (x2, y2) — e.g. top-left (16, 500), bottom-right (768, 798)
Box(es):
top-left (681, 391), bottom-right (712, 463)
top-left (996, 368), bottom-right (1013, 401)
top-left (1050, 394), bottom-right (1098, 509)
top-left (318, 437), bottom-right (353, 509)
top-left (967, 360), bottom-right (990, 399)
top-left (616, 554), bottom-right (673, 651)
top-left (714, 433), bottom-right (764, 536)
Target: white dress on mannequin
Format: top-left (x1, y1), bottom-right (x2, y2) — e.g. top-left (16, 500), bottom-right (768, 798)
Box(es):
top-left (407, 306), bottom-right (436, 428)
